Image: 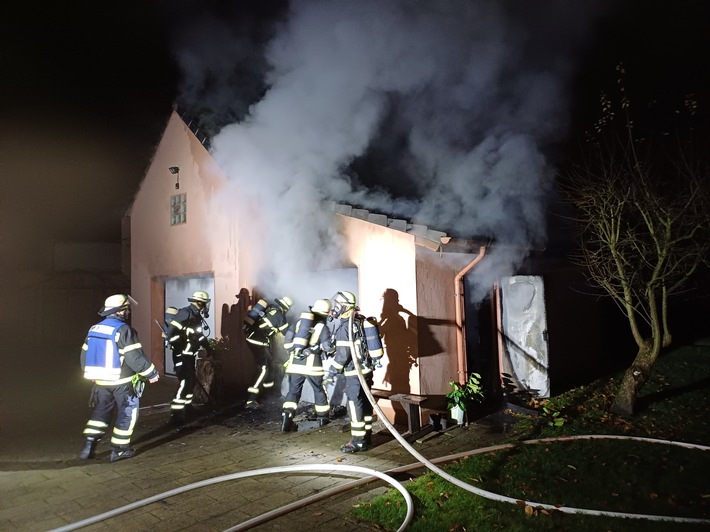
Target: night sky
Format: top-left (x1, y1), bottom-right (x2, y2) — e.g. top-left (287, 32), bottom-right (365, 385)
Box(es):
top-left (0, 2), bottom-right (177, 268)
top-left (1, 1), bottom-right (708, 270)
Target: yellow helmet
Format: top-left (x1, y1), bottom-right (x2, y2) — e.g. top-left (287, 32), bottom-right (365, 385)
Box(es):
top-left (276, 296), bottom-right (293, 311)
top-left (188, 290), bottom-right (211, 303)
top-left (330, 291), bottom-right (356, 319)
top-left (333, 291), bottom-right (356, 307)
top-left (311, 299), bottom-right (331, 316)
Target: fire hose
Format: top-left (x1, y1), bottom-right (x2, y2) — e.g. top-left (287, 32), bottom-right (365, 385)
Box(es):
top-left (49, 312), bottom-right (710, 531)
top-left (341, 312), bottom-right (710, 527)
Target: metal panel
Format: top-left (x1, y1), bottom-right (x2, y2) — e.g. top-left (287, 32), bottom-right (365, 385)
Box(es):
top-left (499, 275), bottom-right (550, 398)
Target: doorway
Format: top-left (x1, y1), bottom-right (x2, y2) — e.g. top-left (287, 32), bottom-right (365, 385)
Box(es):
top-left (164, 275), bottom-right (215, 376)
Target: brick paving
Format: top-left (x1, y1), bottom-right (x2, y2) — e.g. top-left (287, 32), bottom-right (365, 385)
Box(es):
top-left (0, 378), bottom-right (511, 532)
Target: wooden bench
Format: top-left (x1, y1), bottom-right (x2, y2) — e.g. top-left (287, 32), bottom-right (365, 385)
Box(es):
top-left (371, 388), bottom-right (430, 435)
top-left (370, 388), bottom-right (397, 400)
top-left (389, 393), bottom-right (430, 434)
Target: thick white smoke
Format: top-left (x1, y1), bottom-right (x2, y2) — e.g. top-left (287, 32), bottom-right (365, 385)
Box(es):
top-left (201, 0), bottom-right (602, 302)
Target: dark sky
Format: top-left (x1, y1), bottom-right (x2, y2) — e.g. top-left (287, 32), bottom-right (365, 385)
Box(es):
top-left (1, 1), bottom-right (708, 270)
top-left (0, 2), bottom-right (177, 268)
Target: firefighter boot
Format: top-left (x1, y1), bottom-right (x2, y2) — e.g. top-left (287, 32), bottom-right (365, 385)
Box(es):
top-left (110, 448), bottom-right (136, 463)
top-left (340, 440), bottom-right (369, 453)
top-left (79, 437), bottom-right (97, 460)
top-left (169, 410), bottom-right (185, 426)
top-left (317, 416), bottom-right (331, 427)
top-left (364, 431), bottom-right (372, 447)
top-left (280, 411), bottom-right (297, 432)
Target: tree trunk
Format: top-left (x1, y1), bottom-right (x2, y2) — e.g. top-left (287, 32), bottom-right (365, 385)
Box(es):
top-left (610, 348), bottom-right (654, 416)
top-left (661, 289), bottom-right (674, 347)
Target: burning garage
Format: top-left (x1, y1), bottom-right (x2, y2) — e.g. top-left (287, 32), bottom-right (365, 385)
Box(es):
top-left (125, 110), bottom-right (605, 428)
top-left (123, 1), bottom-right (617, 429)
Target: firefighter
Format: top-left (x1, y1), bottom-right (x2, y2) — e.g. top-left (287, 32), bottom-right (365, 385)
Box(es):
top-left (164, 290), bottom-right (211, 423)
top-left (79, 294), bottom-right (159, 462)
top-left (280, 299), bottom-right (335, 432)
top-left (243, 295), bottom-right (293, 407)
top-left (324, 291), bottom-right (385, 453)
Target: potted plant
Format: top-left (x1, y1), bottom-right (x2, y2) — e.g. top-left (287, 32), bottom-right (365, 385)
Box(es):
top-left (445, 372), bottom-right (484, 425)
top-left (195, 337), bottom-right (229, 405)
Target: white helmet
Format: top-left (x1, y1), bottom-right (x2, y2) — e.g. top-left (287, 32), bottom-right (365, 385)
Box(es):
top-left (99, 294), bottom-right (134, 317)
top-left (333, 291), bottom-right (356, 308)
top-left (276, 296), bottom-right (293, 311)
top-left (330, 291), bottom-right (356, 319)
top-left (311, 299), bottom-right (331, 316)
top-left (188, 290), bottom-right (211, 303)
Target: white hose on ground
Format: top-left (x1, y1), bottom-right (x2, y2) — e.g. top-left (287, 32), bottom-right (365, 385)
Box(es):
top-left (50, 310), bottom-right (710, 531)
top-left (346, 312), bottom-right (710, 526)
top-left (227, 434), bottom-right (710, 530)
top-left (48, 464), bottom-right (414, 532)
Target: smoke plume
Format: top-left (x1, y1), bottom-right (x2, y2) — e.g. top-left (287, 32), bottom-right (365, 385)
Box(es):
top-left (173, 0), bottom-right (603, 303)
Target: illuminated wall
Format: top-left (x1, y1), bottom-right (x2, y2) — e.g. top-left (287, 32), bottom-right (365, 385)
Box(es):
top-left (336, 215), bottom-right (420, 393)
top-left (337, 216), bottom-right (470, 399)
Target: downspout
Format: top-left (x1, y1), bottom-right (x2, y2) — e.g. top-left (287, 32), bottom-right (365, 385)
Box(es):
top-left (454, 244), bottom-right (487, 384)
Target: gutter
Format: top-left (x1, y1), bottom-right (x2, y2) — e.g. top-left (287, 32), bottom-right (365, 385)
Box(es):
top-left (454, 244), bottom-right (487, 384)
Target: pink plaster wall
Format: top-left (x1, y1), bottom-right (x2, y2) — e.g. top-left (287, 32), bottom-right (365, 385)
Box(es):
top-left (129, 112), bottom-right (252, 388)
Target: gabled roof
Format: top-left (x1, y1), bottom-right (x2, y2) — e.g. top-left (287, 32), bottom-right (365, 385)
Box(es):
top-left (326, 201), bottom-right (489, 254)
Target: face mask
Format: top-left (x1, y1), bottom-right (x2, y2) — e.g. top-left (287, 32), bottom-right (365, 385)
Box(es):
top-left (329, 302), bottom-right (343, 320)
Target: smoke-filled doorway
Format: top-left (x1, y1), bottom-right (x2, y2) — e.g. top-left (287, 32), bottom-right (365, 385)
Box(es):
top-left (289, 267), bottom-right (358, 406)
top-left (164, 275), bottom-right (215, 376)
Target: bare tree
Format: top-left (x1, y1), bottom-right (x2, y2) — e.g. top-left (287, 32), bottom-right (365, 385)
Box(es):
top-left (561, 66), bottom-right (710, 416)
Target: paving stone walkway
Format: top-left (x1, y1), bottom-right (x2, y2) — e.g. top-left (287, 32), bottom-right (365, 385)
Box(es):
top-left (0, 378), bottom-right (513, 532)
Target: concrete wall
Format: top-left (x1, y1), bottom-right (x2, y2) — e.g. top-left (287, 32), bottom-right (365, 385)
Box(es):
top-left (52, 242), bottom-right (121, 272)
top-left (2, 270), bottom-right (128, 349)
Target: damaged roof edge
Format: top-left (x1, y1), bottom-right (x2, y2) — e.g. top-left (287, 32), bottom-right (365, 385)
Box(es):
top-left (325, 200), bottom-right (491, 254)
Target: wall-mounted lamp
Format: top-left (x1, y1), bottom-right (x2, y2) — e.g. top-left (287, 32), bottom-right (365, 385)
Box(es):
top-left (169, 166), bottom-right (180, 189)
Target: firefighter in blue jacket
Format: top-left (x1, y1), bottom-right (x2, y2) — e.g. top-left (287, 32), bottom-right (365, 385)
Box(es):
top-left (324, 291), bottom-right (384, 453)
top-left (164, 290), bottom-right (211, 422)
top-left (280, 299), bottom-right (335, 432)
top-left (243, 296), bottom-right (293, 407)
top-left (79, 294), bottom-right (159, 462)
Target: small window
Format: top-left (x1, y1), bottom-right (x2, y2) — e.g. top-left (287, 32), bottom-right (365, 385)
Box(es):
top-left (170, 194), bottom-right (187, 225)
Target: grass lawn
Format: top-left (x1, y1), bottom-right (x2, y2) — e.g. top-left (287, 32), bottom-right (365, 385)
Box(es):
top-left (352, 343), bottom-right (710, 531)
